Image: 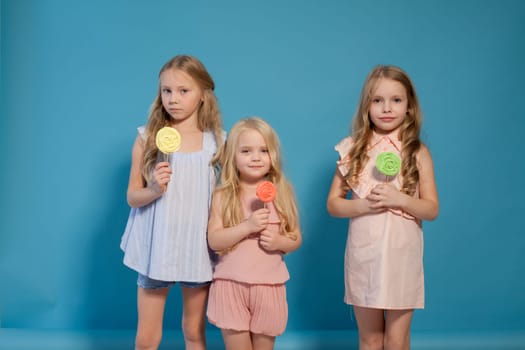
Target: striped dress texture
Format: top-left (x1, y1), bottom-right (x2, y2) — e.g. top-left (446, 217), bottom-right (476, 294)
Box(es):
top-left (120, 127), bottom-right (221, 282)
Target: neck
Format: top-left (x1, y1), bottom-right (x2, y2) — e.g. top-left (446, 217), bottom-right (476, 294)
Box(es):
top-left (373, 127), bottom-right (400, 139)
top-left (239, 179), bottom-right (264, 190)
top-left (170, 114), bottom-right (200, 133)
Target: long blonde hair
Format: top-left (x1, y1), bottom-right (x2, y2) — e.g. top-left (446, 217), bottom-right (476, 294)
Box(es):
top-left (215, 117), bottom-right (299, 239)
top-left (141, 55), bottom-right (223, 182)
top-left (344, 65), bottom-right (422, 195)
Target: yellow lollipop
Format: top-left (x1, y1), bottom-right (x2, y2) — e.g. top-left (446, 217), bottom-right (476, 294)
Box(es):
top-left (156, 127), bottom-right (181, 161)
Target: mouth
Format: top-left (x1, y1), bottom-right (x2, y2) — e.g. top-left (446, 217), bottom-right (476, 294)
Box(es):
top-left (380, 117), bottom-right (395, 122)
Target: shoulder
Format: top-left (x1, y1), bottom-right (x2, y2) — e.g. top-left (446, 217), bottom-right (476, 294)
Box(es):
top-left (416, 143), bottom-right (432, 158)
top-left (210, 188), bottom-right (226, 213)
top-left (212, 187), bottom-right (226, 203)
top-left (334, 136), bottom-right (353, 158)
top-left (132, 126), bottom-right (148, 156)
top-left (137, 125), bottom-right (147, 141)
top-left (205, 129), bottom-right (226, 147)
top-left (416, 144), bottom-right (435, 169)
top-left (213, 186), bottom-right (224, 197)
top-left (132, 126), bottom-right (147, 149)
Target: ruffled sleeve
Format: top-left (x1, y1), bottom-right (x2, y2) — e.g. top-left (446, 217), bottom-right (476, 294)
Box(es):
top-left (334, 134), bottom-right (417, 221)
top-left (202, 129), bottom-right (226, 153)
top-left (137, 126), bottom-right (147, 141)
top-left (335, 137), bottom-right (353, 177)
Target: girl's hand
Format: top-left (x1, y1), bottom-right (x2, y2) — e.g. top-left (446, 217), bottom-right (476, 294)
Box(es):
top-left (361, 198), bottom-right (387, 214)
top-left (367, 184), bottom-right (405, 210)
top-left (150, 161), bottom-right (172, 194)
top-left (245, 208), bottom-right (270, 232)
top-left (259, 228), bottom-right (280, 251)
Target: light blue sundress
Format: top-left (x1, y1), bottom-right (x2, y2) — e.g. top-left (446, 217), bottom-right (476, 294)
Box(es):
top-left (120, 126), bottom-right (222, 282)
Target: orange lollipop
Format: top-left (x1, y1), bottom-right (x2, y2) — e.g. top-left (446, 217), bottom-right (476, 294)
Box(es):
top-left (256, 181), bottom-right (277, 205)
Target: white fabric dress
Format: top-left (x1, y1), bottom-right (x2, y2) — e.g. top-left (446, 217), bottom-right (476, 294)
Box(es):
top-left (120, 127), bottom-right (222, 282)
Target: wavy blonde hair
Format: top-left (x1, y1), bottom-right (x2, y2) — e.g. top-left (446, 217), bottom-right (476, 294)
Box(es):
top-left (344, 65), bottom-right (422, 195)
top-left (215, 117), bottom-right (299, 244)
top-left (141, 55), bottom-right (223, 182)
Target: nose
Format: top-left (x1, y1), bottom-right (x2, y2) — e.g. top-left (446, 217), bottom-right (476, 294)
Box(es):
top-left (169, 92), bottom-right (180, 104)
top-left (383, 100), bottom-right (391, 112)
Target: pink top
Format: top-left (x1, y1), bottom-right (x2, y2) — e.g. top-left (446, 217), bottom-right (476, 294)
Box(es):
top-left (336, 131), bottom-right (424, 309)
top-left (212, 198), bottom-right (289, 284)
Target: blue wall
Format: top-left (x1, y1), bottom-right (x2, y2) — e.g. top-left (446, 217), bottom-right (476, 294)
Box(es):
top-left (1, 0), bottom-right (524, 334)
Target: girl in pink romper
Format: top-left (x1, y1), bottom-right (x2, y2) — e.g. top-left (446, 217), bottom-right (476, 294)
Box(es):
top-left (327, 65), bottom-right (439, 350)
top-left (207, 117), bottom-right (302, 350)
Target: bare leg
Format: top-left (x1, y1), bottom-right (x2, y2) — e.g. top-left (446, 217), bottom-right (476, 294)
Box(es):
top-left (384, 309), bottom-right (414, 350)
top-left (252, 333), bottom-right (276, 350)
top-left (181, 285), bottom-right (209, 350)
top-left (222, 329), bottom-right (253, 350)
top-left (353, 306), bottom-right (385, 350)
top-left (135, 287), bottom-right (169, 350)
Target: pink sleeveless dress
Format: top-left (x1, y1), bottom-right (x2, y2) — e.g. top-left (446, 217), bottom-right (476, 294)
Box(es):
top-left (335, 131), bottom-right (424, 309)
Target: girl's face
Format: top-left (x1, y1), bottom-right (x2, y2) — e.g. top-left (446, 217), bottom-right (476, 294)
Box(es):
top-left (160, 68), bottom-right (203, 125)
top-left (368, 78), bottom-right (408, 135)
top-left (235, 129), bottom-right (271, 184)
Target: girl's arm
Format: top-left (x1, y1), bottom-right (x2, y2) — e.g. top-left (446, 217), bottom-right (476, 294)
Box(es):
top-left (326, 168), bottom-right (384, 218)
top-left (367, 145), bottom-right (439, 221)
top-left (207, 192), bottom-right (270, 251)
top-left (126, 135), bottom-right (171, 208)
top-left (259, 226), bottom-right (302, 254)
top-left (400, 145), bottom-right (439, 220)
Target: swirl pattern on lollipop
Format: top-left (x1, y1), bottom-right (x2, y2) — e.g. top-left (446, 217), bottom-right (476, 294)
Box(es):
top-left (256, 181), bottom-right (277, 203)
top-left (376, 152), bottom-right (401, 177)
top-left (156, 127), bottom-right (181, 154)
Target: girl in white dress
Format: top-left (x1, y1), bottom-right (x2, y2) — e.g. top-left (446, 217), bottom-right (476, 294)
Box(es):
top-left (121, 55), bottom-right (224, 350)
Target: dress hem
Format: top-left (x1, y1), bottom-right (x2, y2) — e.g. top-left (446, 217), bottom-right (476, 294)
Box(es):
top-left (345, 300), bottom-right (424, 310)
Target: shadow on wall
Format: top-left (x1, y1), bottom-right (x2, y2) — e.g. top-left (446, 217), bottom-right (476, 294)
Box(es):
top-left (84, 158), bottom-right (139, 332)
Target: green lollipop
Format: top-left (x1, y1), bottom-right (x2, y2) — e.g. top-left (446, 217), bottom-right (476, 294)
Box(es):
top-left (376, 152), bottom-right (401, 177)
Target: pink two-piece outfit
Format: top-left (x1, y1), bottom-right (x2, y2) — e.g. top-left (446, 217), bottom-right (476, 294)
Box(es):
top-left (207, 197), bottom-right (289, 336)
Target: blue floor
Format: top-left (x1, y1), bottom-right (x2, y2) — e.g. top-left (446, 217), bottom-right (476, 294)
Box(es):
top-left (1, 329), bottom-right (525, 350)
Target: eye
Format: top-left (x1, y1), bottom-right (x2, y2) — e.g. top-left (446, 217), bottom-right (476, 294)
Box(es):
top-left (180, 89), bottom-right (189, 95)
top-left (262, 148), bottom-right (269, 153)
top-left (394, 97), bottom-right (403, 103)
top-left (161, 88), bottom-right (171, 94)
top-left (372, 98), bottom-right (381, 103)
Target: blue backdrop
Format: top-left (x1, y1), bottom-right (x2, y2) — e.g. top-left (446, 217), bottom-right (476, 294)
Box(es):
top-left (1, 0), bottom-right (524, 337)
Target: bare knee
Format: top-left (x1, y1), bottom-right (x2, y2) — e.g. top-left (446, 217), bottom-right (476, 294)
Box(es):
top-left (135, 329), bottom-right (162, 350)
top-left (182, 317), bottom-right (206, 344)
top-left (359, 333), bottom-right (384, 350)
top-left (181, 286), bottom-right (208, 347)
top-left (384, 332), bottom-right (410, 350)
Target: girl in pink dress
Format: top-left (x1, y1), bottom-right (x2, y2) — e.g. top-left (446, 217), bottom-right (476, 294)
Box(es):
top-left (327, 65), bottom-right (439, 350)
top-left (207, 117), bottom-right (302, 350)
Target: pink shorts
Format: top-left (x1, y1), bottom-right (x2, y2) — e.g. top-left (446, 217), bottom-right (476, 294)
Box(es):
top-left (207, 279), bottom-right (288, 336)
